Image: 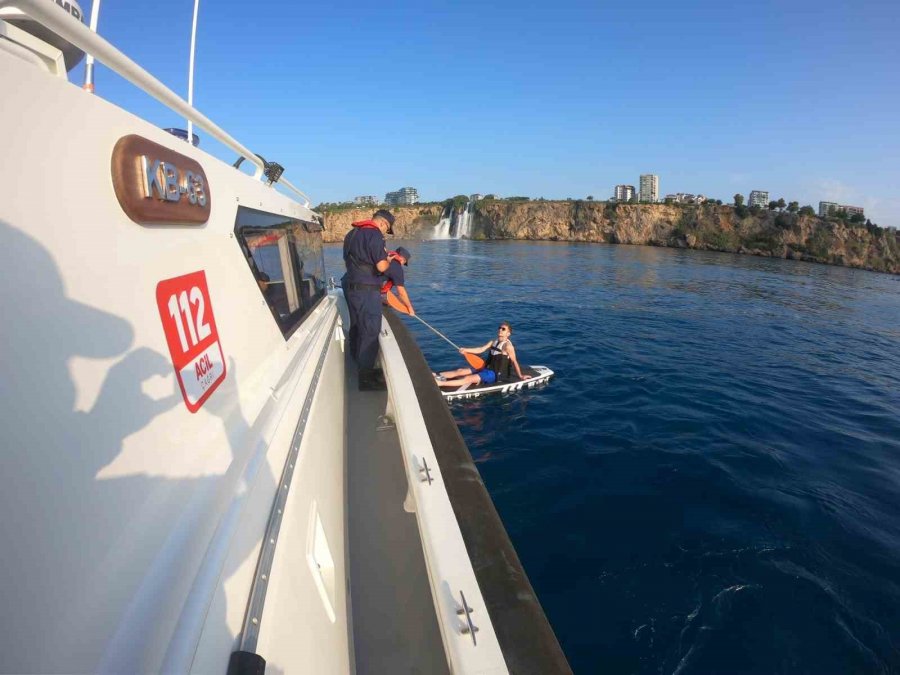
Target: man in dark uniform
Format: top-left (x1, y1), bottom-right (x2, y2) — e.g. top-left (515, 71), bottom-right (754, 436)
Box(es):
top-left (341, 209), bottom-right (394, 391)
top-left (382, 246), bottom-right (415, 315)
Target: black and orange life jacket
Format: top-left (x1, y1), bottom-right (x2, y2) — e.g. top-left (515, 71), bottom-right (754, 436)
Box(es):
top-left (484, 339), bottom-right (513, 380)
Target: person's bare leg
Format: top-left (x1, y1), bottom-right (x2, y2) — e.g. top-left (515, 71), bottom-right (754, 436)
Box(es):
top-left (436, 367), bottom-right (471, 379)
top-left (437, 374), bottom-right (481, 389)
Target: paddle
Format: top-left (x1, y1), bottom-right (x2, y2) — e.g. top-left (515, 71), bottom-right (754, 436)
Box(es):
top-left (384, 291), bottom-right (486, 369)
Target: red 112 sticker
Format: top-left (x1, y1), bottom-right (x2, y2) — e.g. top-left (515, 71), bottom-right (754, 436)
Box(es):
top-left (156, 270), bottom-right (226, 412)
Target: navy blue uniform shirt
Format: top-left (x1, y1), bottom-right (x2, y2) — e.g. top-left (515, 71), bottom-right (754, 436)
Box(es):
top-left (383, 259), bottom-right (405, 287)
top-left (342, 227), bottom-right (386, 285)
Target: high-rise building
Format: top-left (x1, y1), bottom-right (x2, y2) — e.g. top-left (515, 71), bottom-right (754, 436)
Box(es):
top-left (843, 205), bottom-right (865, 217)
top-left (749, 190), bottom-right (769, 208)
top-left (353, 195), bottom-right (379, 206)
top-left (639, 174), bottom-right (659, 203)
top-left (614, 185), bottom-right (635, 202)
top-left (384, 187), bottom-right (419, 205)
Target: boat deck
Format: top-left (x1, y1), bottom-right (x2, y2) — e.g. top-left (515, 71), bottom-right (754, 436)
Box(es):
top-left (346, 364), bottom-right (450, 674)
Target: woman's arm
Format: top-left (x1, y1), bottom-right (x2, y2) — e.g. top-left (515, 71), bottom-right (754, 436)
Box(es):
top-left (460, 340), bottom-right (493, 355)
top-left (395, 285), bottom-right (415, 316)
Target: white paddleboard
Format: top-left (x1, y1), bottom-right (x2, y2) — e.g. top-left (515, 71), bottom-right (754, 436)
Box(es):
top-left (440, 365), bottom-right (554, 401)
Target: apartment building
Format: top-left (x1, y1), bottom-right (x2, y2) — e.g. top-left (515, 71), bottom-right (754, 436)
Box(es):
top-left (818, 201), bottom-right (839, 217)
top-left (384, 187), bottom-right (419, 205)
top-left (665, 193), bottom-right (705, 204)
top-left (614, 185), bottom-right (635, 202)
top-left (819, 201), bottom-right (865, 218)
top-left (639, 174), bottom-right (659, 203)
top-left (749, 190), bottom-right (769, 208)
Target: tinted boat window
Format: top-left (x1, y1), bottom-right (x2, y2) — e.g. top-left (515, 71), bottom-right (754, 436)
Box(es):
top-left (234, 206), bottom-right (326, 337)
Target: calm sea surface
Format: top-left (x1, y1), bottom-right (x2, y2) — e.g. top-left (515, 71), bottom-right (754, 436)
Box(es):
top-left (326, 240), bottom-right (900, 674)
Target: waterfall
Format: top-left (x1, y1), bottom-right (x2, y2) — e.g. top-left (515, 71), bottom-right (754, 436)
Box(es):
top-left (456, 201), bottom-right (473, 238)
top-left (433, 205), bottom-right (453, 239)
top-left (431, 200), bottom-right (474, 239)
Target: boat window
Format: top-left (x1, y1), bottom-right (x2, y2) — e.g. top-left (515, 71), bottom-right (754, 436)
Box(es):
top-left (234, 206), bottom-right (326, 337)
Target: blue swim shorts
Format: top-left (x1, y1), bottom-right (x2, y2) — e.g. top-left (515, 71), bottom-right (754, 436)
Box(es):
top-left (476, 368), bottom-right (497, 385)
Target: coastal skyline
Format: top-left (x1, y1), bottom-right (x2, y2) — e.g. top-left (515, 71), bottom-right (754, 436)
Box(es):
top-left (79, 0), bottom-right (899, 226)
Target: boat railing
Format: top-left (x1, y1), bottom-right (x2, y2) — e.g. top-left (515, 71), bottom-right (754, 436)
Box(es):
top-left (382, 311), bottom-right (573, 674)
top-left (379, 324), bottom-right (510, 673)
top-left (0, 0), bottom-right (312, 208)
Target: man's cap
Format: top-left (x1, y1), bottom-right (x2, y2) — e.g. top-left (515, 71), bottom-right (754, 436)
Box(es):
top-left (394, 246), bottom-right (412, 265)
top-left (373, 209), bottom-right (395, 233)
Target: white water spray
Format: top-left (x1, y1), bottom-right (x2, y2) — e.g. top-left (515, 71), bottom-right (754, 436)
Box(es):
top-left (431, 200), bottom-right (474, 240)
top-left (433, 210), bottom-right (453, 239)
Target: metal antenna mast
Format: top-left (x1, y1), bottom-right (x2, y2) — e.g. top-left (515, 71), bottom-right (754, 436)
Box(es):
top-left (186, 0), bottom-right (200, 144)
top-left (83, 0), bottom-right (101, 91)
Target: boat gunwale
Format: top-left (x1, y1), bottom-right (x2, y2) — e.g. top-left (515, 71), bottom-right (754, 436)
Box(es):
top-left (383, 310), bottom-right (572, 674)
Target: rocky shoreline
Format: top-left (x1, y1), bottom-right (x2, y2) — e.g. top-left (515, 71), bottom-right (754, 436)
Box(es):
top-left (320, 201), bottom-right (900, 275)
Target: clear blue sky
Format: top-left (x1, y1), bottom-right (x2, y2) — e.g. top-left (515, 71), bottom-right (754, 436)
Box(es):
top-left (79, 0), bottom-right (899, 225)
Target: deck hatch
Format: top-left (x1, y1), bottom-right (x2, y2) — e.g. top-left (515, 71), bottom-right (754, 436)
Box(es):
top-left (307, 502), bottom-right (337, 623)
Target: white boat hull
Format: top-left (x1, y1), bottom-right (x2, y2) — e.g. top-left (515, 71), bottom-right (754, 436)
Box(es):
top-left (0, 43), bottom-right (350, 674)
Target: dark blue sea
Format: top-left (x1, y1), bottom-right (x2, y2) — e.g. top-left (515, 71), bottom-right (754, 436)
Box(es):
top-left (327, 240), bottom-right (900, 674)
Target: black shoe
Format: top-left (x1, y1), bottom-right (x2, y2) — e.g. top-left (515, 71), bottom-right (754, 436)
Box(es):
top-left (358, 376), bottom-right (387, 391)
top-left (358, 369), bottom-right (387, 391)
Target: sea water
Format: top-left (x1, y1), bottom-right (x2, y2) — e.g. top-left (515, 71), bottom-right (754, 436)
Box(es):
top-left (326, 240), bottom-right (900, 673)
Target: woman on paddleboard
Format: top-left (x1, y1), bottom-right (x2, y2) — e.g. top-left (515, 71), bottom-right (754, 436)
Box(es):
top-left (435, 321), bottom-right (525, 388)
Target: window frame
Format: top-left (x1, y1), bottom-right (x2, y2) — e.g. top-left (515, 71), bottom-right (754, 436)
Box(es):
top-left (233, 206), bottom-right (327, 339)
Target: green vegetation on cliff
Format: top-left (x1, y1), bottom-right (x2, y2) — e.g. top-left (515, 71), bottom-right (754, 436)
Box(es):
top-left (469, 200), bottom-right (900, 275)
top-left (318, 200), bottom-right (899, 275)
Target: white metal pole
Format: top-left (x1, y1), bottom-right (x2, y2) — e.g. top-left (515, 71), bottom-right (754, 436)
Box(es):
top-left (186, 0), bottom-right (200, 144)
top-left (82, 0), bottom-right (101, 91)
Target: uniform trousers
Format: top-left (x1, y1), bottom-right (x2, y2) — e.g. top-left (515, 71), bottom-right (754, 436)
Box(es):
top-left (342, 280), bottom-right (382, 371)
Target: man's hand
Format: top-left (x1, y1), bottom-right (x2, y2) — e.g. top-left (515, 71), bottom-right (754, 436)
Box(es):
top-left (408, 307), bottom-right (416, 317)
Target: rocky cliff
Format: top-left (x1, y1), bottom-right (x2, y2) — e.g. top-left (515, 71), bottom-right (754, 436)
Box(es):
top-left (321, 202), bottom-right (900, 275)
top-left (321, 204), bottom-right (443, 243)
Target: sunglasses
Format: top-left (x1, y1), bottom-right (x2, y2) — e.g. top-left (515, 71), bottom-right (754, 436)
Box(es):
top-left (498, 326), bottom-right (509, 331)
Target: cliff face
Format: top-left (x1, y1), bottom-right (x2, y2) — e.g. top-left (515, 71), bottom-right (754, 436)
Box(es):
top-left (472, 201), bottom-right (900, 274)
top-left (320, 205), bottom-right (443, 243)
top-left (319, 201), bottom-right (900, 274)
